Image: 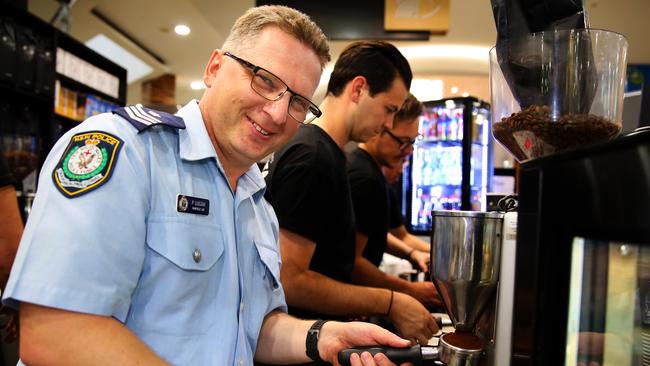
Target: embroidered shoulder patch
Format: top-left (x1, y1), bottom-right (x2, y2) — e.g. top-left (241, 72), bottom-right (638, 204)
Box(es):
top-left (52, 131), bottom-right (124, 198)
top-left (113, 104), bottom-right (186, 132)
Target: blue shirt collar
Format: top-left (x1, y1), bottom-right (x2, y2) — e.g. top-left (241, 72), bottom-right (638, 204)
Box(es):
top-left (177, 100), bottom-right (218, 162)
top-left (176, 100), bottom-right (266, 199)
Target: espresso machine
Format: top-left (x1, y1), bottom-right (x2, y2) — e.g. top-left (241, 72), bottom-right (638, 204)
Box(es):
top-left (339, 209), bottom-right (518, 366)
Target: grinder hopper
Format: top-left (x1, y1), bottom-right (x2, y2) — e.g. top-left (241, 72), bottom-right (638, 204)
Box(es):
top-left (430, 210), bottom-right (504, 332)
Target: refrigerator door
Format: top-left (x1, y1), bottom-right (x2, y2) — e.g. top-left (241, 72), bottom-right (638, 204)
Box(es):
top-left (405, 97), bottom-right (492, 234)
top-left (469, 105), bottom-right (492, 211)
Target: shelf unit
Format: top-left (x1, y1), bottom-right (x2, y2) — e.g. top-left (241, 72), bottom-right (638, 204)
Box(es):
top-left (0, 3), bottom-right (126, 191)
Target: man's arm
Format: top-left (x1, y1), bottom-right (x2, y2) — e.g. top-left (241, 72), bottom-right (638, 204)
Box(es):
top-left (388, 226), bottom-right (430, 272)
top-left (385, 233), bottom-right (429, 272)
top-left (255, 310), bottom-right (410, 365)
top-left (0, 185), bottom-right (22, 292)
top-left (351, 232), bottom-right (438, 308)
top-left (19, 303), bottom-right (169, 365)
top-left (280, 228), bottom-right (390, 317)
top-left (390, 225), bottom-right (429, 252)
top-left (280, 228), bottom-right (438, 344)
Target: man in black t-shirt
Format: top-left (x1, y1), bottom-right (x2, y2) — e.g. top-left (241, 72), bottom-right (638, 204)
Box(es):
top-left (265, 41), bottom-right (439, 345)
top-left (382, 163), bottom-right (432, 271)
top-left (348, 94), bottom-right (438, 309)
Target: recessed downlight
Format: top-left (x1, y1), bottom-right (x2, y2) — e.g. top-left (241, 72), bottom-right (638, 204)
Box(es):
top-left (174, 24), bottom-right (191, 36)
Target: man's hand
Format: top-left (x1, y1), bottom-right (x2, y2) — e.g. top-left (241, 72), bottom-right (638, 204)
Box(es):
top-left (317, 321), bottom-right (412, 366)
top-left (348, 351), bottom-right (412, 366)
top-left (409, 250), bottom-right (429, 272)
top-left (406, 281), bottom-right (442, 308)
top-left (388, 292), bottom-right (439, 345)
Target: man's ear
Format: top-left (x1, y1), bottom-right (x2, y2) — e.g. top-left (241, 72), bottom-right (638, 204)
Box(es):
top-left (203, 49), bottom-right (223, 88)
top-left (349, 76), bottom-right (367, 103)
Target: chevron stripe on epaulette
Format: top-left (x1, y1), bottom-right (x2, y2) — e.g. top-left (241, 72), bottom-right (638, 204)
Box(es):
top-left (113, 104), bottom-right (186, 133)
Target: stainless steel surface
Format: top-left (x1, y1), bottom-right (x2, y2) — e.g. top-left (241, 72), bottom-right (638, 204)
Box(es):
top-left (428, 210), bottom-right (504, 219)
top-left (438, 334), bottom-right (483, 366)
top-left (421, 345), bottom-right (440, 361)
top-left (430, 210), bottom-right (504, 332)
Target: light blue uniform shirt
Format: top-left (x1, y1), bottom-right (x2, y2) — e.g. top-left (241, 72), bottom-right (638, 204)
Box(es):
top-left (3, 101), bottom-right (286, 365)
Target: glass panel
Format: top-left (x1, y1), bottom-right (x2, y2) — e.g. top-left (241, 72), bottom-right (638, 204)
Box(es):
top-left (409, 143), bottom-right (462, 231)
top-left (419, 102), bottom-right (464, 143)
top-left (565, 238), bottom-right (650, 366)
top-left (471, 106), bottom-right (490, 144)
top-left (470, 104), bottom-right (490, 211)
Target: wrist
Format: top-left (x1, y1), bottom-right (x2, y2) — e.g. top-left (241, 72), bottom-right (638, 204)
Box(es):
top-left (404, 248), bottom-right (417, 262)
top-left (385, 290), bottom-right (394, 316)
top-left (406, 248), bottom-right (416, 260)
top-left (305, 319), bottom-right (328, 362)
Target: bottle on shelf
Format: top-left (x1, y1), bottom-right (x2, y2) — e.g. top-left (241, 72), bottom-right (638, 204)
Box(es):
top-left (456, 112), bottom-right (464, 141)
top-left (448, 115), bottom-right (458, 141)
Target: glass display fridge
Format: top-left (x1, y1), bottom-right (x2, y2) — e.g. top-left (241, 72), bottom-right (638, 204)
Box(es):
top-left (512, 129), bottom-right (650, 365)
top-left (402, 96), bottom-right (493, 234)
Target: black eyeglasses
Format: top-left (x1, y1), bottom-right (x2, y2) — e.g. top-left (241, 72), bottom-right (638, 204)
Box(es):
top-left (223, 52), bottom-right (322, 124)
top-left (383, 128), bottom-right (419, 151)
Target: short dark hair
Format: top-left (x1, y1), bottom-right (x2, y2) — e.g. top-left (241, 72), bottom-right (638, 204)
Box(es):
top-left (394, 93), bottom-right (423, 125)
top-left (326, 41), bottom-right (412, 97)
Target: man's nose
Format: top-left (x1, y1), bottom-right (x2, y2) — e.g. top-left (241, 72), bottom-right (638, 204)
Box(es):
top-left (263, 93), bottom-right (291, 124)
top-left (384, 116), bottom-right (395, 130)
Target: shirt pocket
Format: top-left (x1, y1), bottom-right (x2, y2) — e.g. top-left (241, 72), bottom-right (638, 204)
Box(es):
top-left (147, 220), bottom-right (224, 271)
top-left (128, 220), bottom-right (224, 335)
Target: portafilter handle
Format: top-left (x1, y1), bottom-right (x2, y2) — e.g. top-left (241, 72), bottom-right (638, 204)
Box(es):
top-left (337, 344), bottom-right (439, 366)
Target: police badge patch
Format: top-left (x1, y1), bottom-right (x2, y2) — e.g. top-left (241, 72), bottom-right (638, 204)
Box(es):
top-left (52, 131), bottom-right (124, 198)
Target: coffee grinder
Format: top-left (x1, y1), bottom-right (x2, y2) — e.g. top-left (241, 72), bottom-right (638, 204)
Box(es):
top-left (428, 210), bottom-right (517, 366)
top-left (339, 209), bottom-right (517, 366)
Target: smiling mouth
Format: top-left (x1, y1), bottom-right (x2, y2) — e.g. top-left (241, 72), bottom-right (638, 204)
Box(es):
top-left (252, 121), bottom-right (270, 136)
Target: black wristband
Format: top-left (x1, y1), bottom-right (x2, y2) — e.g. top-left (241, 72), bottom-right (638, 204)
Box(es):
top-left (306, 319), bottom-right (328, 362)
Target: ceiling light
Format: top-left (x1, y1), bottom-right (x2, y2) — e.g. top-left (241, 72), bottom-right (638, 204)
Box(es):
top-left (462, 92), bottom-right (470, 97)
top-left (450, 86), bottom-right (459, 94)
top-left (411, 79), bottom-right (443, 102)
top-left (190, 81), bottom-right (205, 90)
top-left (174, 24), bottom-right (191, 36)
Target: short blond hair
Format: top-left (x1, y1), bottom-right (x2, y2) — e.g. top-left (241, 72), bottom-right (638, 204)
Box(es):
top-left (222, 5), bottom-right (330, 69)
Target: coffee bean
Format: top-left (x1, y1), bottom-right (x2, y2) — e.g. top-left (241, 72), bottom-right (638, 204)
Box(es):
top-left (493, 105), bottom-right (621, 161)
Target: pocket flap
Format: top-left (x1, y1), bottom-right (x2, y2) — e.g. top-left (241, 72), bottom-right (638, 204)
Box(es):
top-left (256, 243), bottom-right (281, 289)
top-left (147, 220), bottom-right (224, 271)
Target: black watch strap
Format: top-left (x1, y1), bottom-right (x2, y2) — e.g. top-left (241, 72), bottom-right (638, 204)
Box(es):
top-left (306, 319), bottom-right (328, 362)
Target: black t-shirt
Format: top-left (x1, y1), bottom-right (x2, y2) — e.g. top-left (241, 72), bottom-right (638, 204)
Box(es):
top-left (347, 147), bottom-right (390, 267)
top-left (387, 183), bottom-right (403, 229)
top-left (264, 125), bottom-right (356, 318)
top-left (0, 154), bottom-right (15, 187)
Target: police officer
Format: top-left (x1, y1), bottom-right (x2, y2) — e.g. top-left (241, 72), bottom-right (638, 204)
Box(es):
top-left (3, 6), bottom-right (410, 366)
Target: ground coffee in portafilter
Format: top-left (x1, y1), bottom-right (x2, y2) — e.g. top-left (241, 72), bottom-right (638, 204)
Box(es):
top-left (442, 332), bottom-right (483, 350)
top-left (493, 105), bottom-right (621, 161)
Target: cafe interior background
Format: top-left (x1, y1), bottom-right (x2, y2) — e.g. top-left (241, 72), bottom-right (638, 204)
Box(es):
top-left (1, 0), bottom-right (649, 365)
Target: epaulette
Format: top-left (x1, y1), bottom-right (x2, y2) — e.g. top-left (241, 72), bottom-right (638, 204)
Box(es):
top-left (113, 104), bottom-right (186, 133)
